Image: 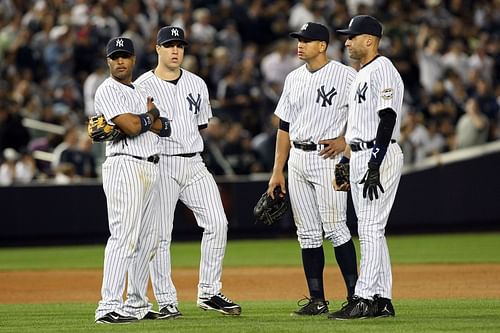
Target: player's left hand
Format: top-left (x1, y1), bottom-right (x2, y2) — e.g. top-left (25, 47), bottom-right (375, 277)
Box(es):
top-left (319, 137), bottom-right (346, 159)
top-left (360, 162), bottom-right (384, 200)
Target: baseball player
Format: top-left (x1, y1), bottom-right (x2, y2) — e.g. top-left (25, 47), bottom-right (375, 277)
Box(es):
top-left (267, 22), bottom-right (358, 316)
top-left (329, 15), bottom-right (404, 320)
top-left (94, 37), bottom-right (169, 324)
top-left (134, 26), bottom-right (241, 317)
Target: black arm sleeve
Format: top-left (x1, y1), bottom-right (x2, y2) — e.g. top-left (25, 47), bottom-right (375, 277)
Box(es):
top-left (375, 108), bottom-right (397, 147)
top-left (198, 124), bottom-right (208, 130)
top-left (279, 119), bottom-right (290, 132)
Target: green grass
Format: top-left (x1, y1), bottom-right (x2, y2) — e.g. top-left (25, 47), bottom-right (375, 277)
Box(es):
top-left (1, 233), bottom-right (499, 270)
top-left (1, 233), bottom-right (499, 332)
top-left (0, 300), bottom-right (499, 333)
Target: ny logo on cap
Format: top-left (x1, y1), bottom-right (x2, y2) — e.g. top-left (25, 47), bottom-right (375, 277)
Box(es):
top-left (116, 39), bottom-right (124, 47)
top-left (348, 18), bottom-right (354, 27)
top-left (300, 23), bottom-right (309, 31)
top-left (171, 28), bottom-right (179, 36)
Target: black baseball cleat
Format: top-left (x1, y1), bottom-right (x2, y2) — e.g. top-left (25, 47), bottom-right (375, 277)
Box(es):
top-left (95, 311), bottom-right (138, 324)
top-left (158, 304), bottom-right (183, 319)
top-left (291, 297), bottom-right (329, 316)
top-left (143, 310), bottom-right (160, 320)
top-left (328, 295), bottom-right (372, 320)
top-left (372, 294), bottom-right (395, 317)
top-left (197, 293), bottom-right (242, 315)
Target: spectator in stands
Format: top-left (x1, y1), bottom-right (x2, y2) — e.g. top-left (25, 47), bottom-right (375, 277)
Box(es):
top-left (0, 148), bottom-right (18, 186)
top-left (43, 25), bottom-right (73, 87)
top-left (455, 97), bottom-right (489, 149)
top-left (416, 25), bottom-right (445, 94)
top-left (83, 60), bottom-right (107, 117)
top-left (473, 79), bottom-right (499, 140)
top-left (59, 133), bottom-right (97, 178)
top-left (399, 109), bottom-right (430, 165)
top-left (51, 126), bottom-right (79, 171)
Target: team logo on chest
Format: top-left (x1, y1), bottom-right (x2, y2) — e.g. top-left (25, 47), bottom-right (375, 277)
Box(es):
top-left (186, 93), bottom-right (201, 114)
top-left (316, 85), bottom-right (337, 107)
top-left (356, 82), bottom-right (368, 103)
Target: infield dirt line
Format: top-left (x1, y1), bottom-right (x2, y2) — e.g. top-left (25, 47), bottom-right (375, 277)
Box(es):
top-left (1, 264), bottom-right (499, 303)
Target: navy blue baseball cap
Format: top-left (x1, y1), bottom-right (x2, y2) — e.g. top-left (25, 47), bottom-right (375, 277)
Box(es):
top-left (289, 22), bottom-right (330, 43)
top-left (106, 37), bottom-right (135, 57)
top-left (336, 15), bottom-right (383, 38)
top-left (157, 26), bottom-right (188, 46)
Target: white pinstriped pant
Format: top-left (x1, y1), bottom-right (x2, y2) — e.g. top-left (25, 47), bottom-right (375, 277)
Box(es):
top-left (350, 143), bottom-right (403, 300)
top-left (150, 154), bottom-right (228, 306)
top-left (288, 148), bottom-right (352, 248)
top-left (95, 155), bottom-right (160, 320)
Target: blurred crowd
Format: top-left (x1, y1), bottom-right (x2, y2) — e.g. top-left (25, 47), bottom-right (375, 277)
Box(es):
top-left (0, 0), bottom-right (499, 185)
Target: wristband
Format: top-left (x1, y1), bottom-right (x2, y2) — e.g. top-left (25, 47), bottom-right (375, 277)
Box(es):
top-left (139, 113), bottom-right (153, 134)
top-left (159, 117), bottom-right (171, 137)
top-left (368, 143), bottom-right (387, 167)
top-left (339, 156), bottom-right (350, 164)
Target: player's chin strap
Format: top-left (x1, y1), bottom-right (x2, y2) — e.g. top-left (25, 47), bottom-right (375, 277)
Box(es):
top-left (368, 108), bottom-right (396, 168)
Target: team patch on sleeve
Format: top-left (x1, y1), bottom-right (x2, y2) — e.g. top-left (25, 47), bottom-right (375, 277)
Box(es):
top-left (381, 88), bottom-right (394, 100)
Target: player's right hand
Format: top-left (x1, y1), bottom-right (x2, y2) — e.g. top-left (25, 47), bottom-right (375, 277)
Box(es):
top-left (267, 173), bottom-right (286, 199)
top-left (319, 137), bottom-right (346, 159)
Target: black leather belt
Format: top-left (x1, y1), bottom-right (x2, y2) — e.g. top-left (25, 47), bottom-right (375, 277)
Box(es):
top-left (172, 153), bottom-right (197, 158)
top-left (111, 153), bottom-right (160, 164)
top-left (292, 142), bottom-right (321, 151)
top-left (350, 140), bottom-right (396, 152)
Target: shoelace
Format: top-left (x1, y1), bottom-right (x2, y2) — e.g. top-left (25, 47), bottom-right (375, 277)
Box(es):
top-left (296, 296), bottom-right (312, 307)
top-left (217, 293), bottom-right (234, 303)
top-left (296, 296), bottom-right (328, 307)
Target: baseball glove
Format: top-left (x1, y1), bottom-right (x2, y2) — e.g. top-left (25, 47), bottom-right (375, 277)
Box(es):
top-left (334, 163), bottom-right (350, 191)
top-left (87, 115), bottom-right (125, 142)
top-left (253, 187), bottom-right (289, 225)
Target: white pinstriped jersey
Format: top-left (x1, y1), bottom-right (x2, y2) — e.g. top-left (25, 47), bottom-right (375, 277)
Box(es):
top-left (94, 77), bottom-right (161, 157)
top-left (134, 70), bottom-right (211, 155)
top-left (345, 56), bottom-right (404, 144)
top-left (275, 60), bottom-right (356, 142)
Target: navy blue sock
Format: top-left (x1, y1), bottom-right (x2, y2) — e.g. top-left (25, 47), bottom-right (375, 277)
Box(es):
top-left (334, 239), bottom-right (358, 298)
top-left (301, 246), bottom-right (325, 300)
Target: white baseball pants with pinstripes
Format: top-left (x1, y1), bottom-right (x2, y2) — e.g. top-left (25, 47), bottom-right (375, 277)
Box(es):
top-left (95, 155), bottom-right (160, 320)
top-left (350, 143), bottom-right (403, 300)
top-left (287, 148), bottom-right (352, 249)
top-left (150, 154), bottom-right (228, 307)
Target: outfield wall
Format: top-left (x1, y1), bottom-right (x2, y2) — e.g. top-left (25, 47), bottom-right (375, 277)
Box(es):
top-left (1, 143), bottom-right (500, 246)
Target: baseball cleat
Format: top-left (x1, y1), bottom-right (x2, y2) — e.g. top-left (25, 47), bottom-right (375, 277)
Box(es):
top-left (197, 293), bottom-right (242, 315)
top-left (372, 294), bottom-right (395, 317)
top-left (291, 297), bottom-right (329, 316)
top-left (95, 311), bottom-right (138, 324)
top-left (158, 304), bottom-right (183, 319)
top-left (328, 295), bottom-right (372, 320)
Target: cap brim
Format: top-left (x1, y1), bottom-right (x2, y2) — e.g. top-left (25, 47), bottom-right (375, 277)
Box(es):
top-left (107, 50), bottom-right (135, 57)
top-left (289, 32), bottom-right (317, 41)
top-left (158, 38), bottom-right (189, 46)
top-left (336, 28), bottom-right (359, 36)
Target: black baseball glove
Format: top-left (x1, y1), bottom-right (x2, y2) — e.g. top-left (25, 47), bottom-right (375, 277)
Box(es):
top-left (87, 115), bottom-right (125, 142)
top-left (334, 163), bottom-right (350, 191)
top-left (360, 162), bottom-right (384, 200)
top-left (253, 187), bottom-right (289, 225)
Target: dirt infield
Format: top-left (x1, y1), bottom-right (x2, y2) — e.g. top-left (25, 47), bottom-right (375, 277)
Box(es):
top-left (1, 264), bottom-right (499, 304)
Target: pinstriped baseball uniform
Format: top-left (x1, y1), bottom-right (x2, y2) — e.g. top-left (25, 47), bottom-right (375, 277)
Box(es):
top-left (135, 69), bottom-right (228, 305)
top-left (275, 60), bottom-right (355, 248)
top-left (95, 77), bottom-right (161, 320)
top-left (345, 55), bottom-right (404, 300)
